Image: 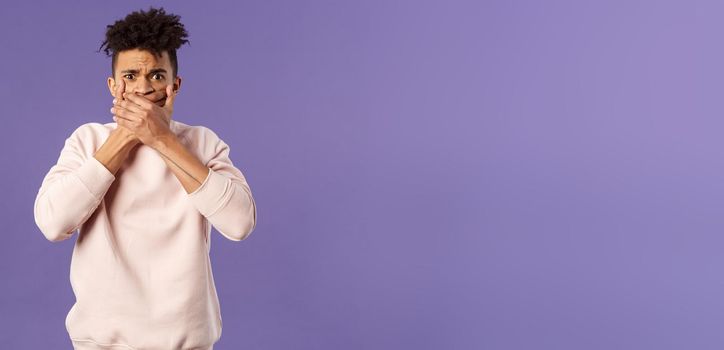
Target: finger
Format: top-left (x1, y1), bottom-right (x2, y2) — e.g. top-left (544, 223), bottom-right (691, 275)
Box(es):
top-left (124, 91), bottom-right (164, 107)
top-left (116, 99), bottom-right (144, 114)
top-left (114, 79), bottom-right (125, 101)
top-left (111, 105), bottom-right (142, 123)
top-left (164, 84), bottom-right (177, 111)
top-left (144, 90), bottom-right (166, 105)
top-left (114, 114), bottom-right (140, 129)
top-left (123, 92), bottom-right (154, 109)
top-left (114, 115), bottom-right (137, 129)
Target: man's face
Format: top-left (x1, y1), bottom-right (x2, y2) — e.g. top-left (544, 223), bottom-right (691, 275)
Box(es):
top-left (106, 48), bottom-right (181, 107)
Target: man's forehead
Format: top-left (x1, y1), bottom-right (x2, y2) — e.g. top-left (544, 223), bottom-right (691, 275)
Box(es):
top-left (117, 50), bottom-right (169, 65)
top-left (120, 67), bottom-right (168, 73)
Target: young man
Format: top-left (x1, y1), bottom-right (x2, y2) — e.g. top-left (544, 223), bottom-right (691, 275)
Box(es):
top-left (33, 7), bottom-right (257, 349)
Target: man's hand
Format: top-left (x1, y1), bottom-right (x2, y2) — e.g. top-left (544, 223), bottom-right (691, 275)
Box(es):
top-left (111, 84), bottom-right (178, 149)
top-left (110, 79), bottom-right (140, 145)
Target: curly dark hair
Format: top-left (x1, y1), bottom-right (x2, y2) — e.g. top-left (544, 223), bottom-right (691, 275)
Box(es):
top-left (97, 6), bottom-right (190, 79)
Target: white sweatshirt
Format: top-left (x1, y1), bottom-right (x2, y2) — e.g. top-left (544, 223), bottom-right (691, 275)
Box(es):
top-left (33, 120), bottom-right (257, 349)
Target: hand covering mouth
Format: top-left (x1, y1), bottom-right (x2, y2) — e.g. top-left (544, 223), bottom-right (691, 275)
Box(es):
top-left (153, 96), bottom-right (166, 106)
top-left (133, 92), bottom-right (166, 106)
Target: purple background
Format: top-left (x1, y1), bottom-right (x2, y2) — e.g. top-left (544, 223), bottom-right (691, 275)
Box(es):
top-left (1, 0), bottom-right (720, 349)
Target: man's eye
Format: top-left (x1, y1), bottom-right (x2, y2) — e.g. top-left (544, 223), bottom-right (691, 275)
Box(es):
top-left (153, 74), bottom-right (165, 80)
top-left (123, 74), bottom-right (134, 79)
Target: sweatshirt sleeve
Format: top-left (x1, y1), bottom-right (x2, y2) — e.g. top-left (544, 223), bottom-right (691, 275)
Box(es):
top-left (33, 124), bottom-right (116, 242)
top-left (186, 132), bottom-right (257, 241)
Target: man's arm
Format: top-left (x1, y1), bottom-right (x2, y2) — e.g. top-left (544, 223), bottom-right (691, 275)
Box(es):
top-left (33, 126), bottom-right (137, 242)
top-left (112, 90), bottom-right (256, 241)
top-left (152, 133), bottom-right (210, 194)
top-left (151, 130), bottom-right (257, 241)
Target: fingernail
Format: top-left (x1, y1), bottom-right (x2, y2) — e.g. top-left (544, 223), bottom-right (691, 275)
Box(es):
top-left (110, 107), bottom-right (114, 112)
top-left (112, 98), bottom-right (116, 104)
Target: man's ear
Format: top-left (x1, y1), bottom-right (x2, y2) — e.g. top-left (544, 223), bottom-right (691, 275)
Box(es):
top-left (107, 77), bottom-right (116, 97)
top-left (173, 76), bottom-right (182, 94)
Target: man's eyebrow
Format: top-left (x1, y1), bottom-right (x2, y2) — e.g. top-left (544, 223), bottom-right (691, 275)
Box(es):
top-left (120, 68), bottom-right (168, 74)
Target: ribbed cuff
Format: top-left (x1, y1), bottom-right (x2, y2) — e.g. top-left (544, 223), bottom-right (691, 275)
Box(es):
top-left (188, 168), bottom-right (233, 217)
top-left (74, 156), bottom-right (116, 200)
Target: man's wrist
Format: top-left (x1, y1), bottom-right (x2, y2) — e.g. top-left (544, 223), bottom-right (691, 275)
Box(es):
top-left (111, 126), bottom-right (139, 148)
top-left (151, 131), bottom-right (178, 151)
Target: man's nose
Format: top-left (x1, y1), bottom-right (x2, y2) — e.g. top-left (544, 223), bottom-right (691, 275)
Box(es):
top-left (131, 77), bottom-right (154, 94)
